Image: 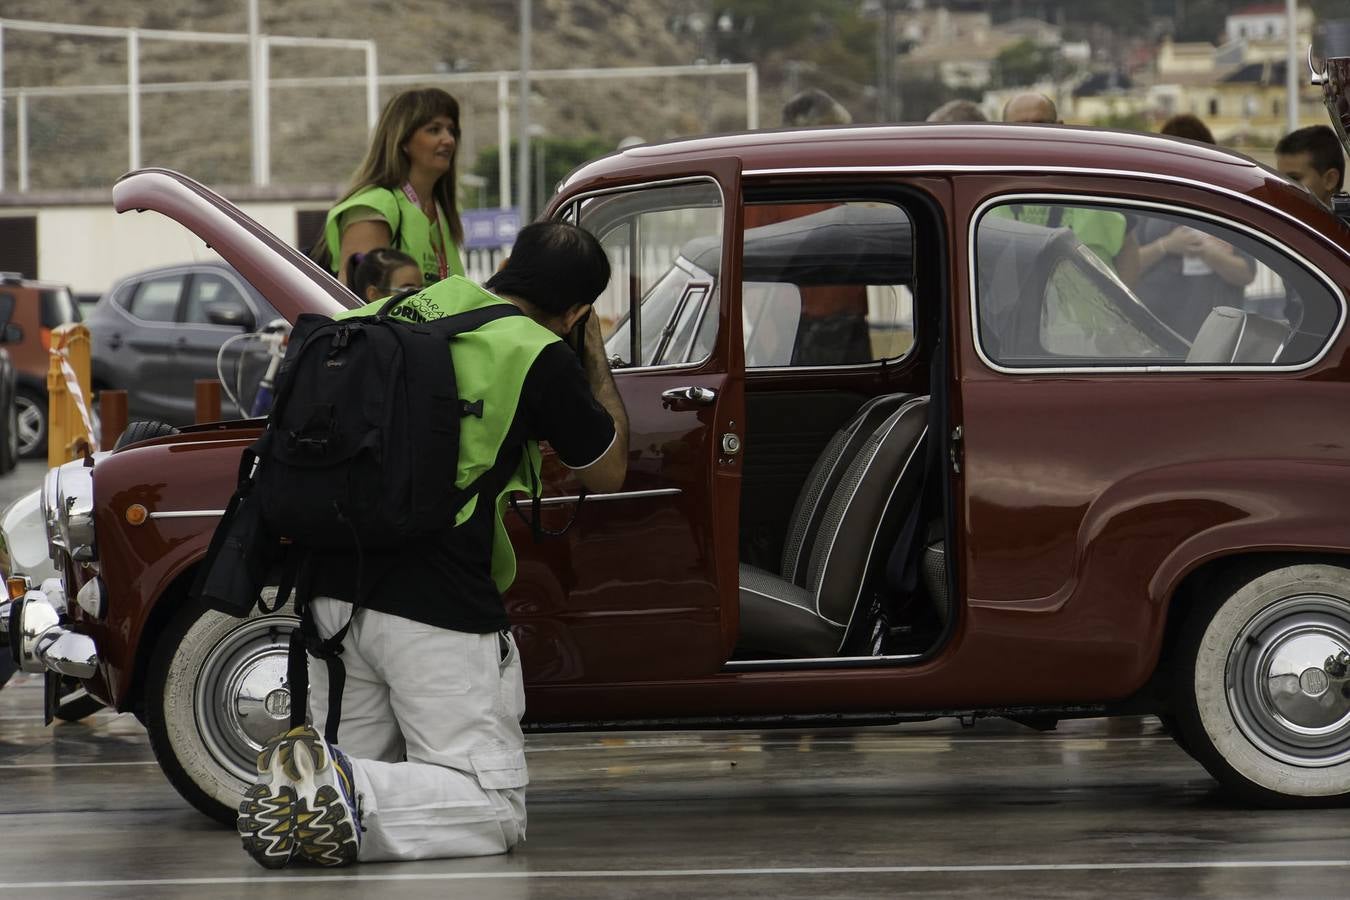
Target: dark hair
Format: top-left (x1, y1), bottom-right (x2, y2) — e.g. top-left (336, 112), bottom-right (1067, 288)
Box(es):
top-left (484, 222), bottom-right (610, 316)
top-left (1275, 125), bottom-right (1346, 192)
top-left (347, 246), bottom-right (420, 299)
top-left (782, 89), bottom-right (852, 127)
top-left (1160, 113), bottom-right (1215, 145)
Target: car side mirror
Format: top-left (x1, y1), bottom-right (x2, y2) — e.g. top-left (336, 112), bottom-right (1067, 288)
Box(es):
top-left (207, 306), bottom-right (255, 331)
top-left (1, 323), bottom-right (23, 344)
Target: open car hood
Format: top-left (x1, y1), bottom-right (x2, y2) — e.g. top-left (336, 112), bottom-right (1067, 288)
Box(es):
top-left (112, 168), bottom-right (355, 323)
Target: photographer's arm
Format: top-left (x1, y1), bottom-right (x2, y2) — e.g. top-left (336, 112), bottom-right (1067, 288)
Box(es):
top-left (572, 313), bottom-right (629, 494)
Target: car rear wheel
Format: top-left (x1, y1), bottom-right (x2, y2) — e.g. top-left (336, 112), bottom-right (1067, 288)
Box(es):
top-left (14, 387), bottom-right (46, 459)
top-left (1173, 563), bottom-right (1350, 805)
top-left (144, 596), bottom-right (298, 825)
top-left (113, 420), bottom-right (180, 450)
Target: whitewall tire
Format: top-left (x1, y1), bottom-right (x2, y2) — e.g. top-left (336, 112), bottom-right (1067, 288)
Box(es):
top-left (1175, 563), bottom-right (1350, 805)
top-left (144, 597), bottom-right (298, 825)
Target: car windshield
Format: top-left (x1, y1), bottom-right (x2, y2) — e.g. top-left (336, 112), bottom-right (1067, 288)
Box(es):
top-left (39, 287), bottom-right (82, 326)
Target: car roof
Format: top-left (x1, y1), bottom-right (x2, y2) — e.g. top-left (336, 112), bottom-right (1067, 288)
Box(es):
top-left (560, 123), bottom-right (1311, 209)
top-left (115, 260), bottom-right (243, 280)
top-left (0, 273), bottom-right (69, 291)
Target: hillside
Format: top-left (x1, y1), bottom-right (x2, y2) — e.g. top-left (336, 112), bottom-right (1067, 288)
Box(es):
top-left (1, 1), bottom-right (762, 192)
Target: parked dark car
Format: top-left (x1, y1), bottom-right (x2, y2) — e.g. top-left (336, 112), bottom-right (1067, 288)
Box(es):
top-left (6, 85), bottom-right (1350, 828)
top-left (0, 273), bottom-right (82, 458)
top-left (0, 292), bottom-right (23, 475)
top-left (86, 261), bottom-right (283, 424)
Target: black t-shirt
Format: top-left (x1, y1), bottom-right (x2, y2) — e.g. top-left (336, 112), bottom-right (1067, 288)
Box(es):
top-left (307, 341), bottom-right (616, 631)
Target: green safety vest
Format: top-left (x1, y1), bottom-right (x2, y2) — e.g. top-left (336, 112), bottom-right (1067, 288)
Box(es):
top-left (989, 204), bottom-right (1127, 270)
top-left (336, 276), bottom-right (555, 592)
top-left (324, 185), bottom-right (466, 286)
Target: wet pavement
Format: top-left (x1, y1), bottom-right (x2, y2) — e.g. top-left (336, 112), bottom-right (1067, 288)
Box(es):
top-left (1, 675), bottom-right (1347, 899)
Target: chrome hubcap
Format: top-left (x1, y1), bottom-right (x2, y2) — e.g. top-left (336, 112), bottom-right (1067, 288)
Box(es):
top-left (14, 395), bottom-right (43, 455)
top-left (193, 616), bottom-right (298, 783)
top-left (1226, 594), bottom-right (1350, 767)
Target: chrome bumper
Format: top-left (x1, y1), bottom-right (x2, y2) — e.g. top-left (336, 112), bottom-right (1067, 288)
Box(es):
top-left (0, 576), bottom-right (99, 680)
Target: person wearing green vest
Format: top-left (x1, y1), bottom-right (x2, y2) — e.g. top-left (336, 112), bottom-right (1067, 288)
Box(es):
top-left (239, 223), bottom-right (627, 867)
top-left (321, 88), bottom-right (467, 289)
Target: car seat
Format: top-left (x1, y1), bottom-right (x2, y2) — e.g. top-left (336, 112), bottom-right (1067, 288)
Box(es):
top-left (738, 394), bottom-right (929, 658)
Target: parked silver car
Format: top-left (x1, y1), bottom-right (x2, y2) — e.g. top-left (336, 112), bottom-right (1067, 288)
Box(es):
top-left (86, 261), bottom-right (283, 424)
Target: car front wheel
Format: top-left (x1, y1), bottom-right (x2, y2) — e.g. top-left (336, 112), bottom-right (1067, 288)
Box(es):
top-left (144, 596), bottom-right (298, 825)
top-left (1173, 562), bottom-right (1350, 805)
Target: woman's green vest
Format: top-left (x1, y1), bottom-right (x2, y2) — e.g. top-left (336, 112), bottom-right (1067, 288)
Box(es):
top-left (324, 185), bottom-right (465, 286)
top-left (335, 276), bottom-right (554, 591)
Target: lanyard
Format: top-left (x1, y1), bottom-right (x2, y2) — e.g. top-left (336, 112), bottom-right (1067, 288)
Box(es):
top-left (401, 182), bottom-right (449, 280)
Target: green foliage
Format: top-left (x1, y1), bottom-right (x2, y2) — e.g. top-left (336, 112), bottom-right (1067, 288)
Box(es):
top-left (708, 1), bottom-right (877, 90)
top-left (995, 39), bottom-right (1058, 89)
top-left (470, 137), bottom-right (613, 211)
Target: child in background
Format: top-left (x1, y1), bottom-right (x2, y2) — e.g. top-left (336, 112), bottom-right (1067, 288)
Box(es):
top-left (347, 247), bottom-right (423, 302)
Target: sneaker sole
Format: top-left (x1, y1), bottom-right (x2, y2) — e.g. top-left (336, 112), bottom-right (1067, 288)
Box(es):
top-left (287, 731), bottom-right (360, 867)
top-left (237, 782), bottom-right (299, 869)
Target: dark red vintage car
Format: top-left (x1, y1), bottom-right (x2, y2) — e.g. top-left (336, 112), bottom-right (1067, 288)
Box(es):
top-left (6, 68), bottom-right (1350, 824)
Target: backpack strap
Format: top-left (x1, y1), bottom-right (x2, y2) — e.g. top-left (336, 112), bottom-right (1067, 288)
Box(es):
top-left (428, 303), bottom-right (526, 336)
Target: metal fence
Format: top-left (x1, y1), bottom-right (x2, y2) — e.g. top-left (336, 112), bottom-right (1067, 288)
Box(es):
top-left (0, 17), bottom-right (759, 205)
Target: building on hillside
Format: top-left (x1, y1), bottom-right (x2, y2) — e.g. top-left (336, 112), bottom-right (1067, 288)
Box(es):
top-left (896, 8), bottom-right (1068, 91)
top-left (1068, 71), bottom-right (1143, 124)
top-left (1156, 39), bottom-right (1220, 77)
top-left (1225, 3), bottom-right (1314, 44)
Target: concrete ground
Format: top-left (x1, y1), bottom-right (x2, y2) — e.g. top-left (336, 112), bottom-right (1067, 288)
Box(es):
top-left (2, 676), bottom-right (1347, 899)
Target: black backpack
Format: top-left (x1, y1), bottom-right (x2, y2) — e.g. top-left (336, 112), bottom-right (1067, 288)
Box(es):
top-left (253, 293), bottom-right (518, 551)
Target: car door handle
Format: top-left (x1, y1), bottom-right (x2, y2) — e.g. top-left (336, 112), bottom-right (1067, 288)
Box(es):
top-left (661, 386), bottom-right (717, 409)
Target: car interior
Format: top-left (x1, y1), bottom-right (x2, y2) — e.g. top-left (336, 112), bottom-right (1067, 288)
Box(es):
top-left (588, 186), bottom-right (1343, 667)
top-left (722, 194), bottom-right (954, 666)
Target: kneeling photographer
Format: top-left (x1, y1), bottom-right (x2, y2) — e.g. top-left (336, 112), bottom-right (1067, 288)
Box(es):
top-left (234, 222), bottom-right (627, 868)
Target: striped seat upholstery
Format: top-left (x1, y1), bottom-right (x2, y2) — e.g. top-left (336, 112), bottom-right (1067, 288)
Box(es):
top-left (738, 395), bottom-right (929, 658)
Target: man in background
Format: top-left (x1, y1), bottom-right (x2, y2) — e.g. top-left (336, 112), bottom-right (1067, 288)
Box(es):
top-left (781, 88), bottom-right (852, 127)
top-left (769, 89), bottom-right (870, 364)
top-left (927, 99), bottom-right (986, 123)
top-left (1002, 92), bottom-right (1059, 125)
top-left (1276, 125), bottom-right (1345, 210)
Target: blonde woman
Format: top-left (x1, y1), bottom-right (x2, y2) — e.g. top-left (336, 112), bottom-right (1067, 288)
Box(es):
top-left (322, 88), bottom-right (466, 287)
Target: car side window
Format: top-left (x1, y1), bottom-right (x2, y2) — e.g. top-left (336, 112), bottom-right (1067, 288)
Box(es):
top-left (183, 273), bottom-right (251, 326)
top-left (741, 201), bottom-right (915, 368)
top-left (975, 200), bottom-right (1342, 368)
top-left (578, 180), bottom-right (724, 369)
top-left (125, 275), bottom-right (185, 323)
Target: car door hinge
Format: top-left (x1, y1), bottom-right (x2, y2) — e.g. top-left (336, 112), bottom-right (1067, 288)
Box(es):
top-left (949, 425), bottom-right (963, 474)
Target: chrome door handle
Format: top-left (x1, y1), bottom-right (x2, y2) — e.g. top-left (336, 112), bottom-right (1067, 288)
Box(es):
top-left (661, 386), bottom-right (717, 409)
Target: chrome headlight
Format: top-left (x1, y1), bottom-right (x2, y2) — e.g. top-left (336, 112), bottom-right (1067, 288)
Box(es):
top-left (42, 456), bottom-right (107, 565)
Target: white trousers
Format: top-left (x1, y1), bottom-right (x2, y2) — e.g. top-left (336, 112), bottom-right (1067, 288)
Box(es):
top-left (308, 597), bottom-right (528, 862)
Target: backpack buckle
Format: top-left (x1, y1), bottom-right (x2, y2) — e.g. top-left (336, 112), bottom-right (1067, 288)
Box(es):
top-left (460, 399), bottom-right (484, 418)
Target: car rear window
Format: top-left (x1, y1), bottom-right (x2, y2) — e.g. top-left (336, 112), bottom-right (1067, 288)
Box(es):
top-left (39, 287), bottom-right (81, 326)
